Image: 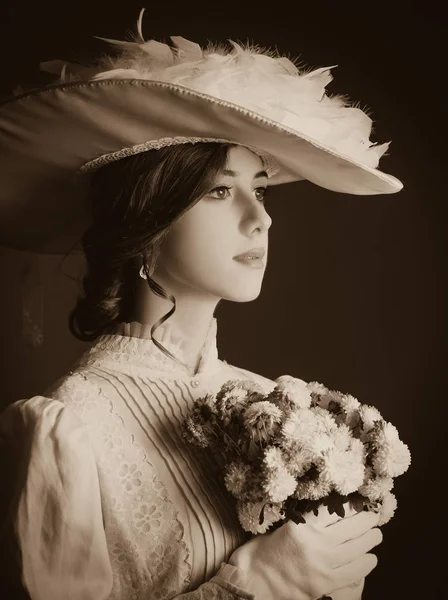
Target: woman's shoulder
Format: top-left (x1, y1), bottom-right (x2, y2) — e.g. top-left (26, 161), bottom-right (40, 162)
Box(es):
top-left (0, 392), bottom-right (92, 457)
top-left (0, 368), bottom-right (108, 438)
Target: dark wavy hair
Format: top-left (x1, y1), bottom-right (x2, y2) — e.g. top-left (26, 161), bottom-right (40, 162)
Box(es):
top-left (68, 142), bottom-right (238, 360)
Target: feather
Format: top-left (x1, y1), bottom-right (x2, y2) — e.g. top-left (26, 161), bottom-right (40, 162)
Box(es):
top-left (35, 9), bottom-right (391, 170)
top-left (92, 36), bottom-right (142, 50)
top-left (138, 40), bottom-right (175, 65)
top-left (170, 36), bottom-right (203, 61)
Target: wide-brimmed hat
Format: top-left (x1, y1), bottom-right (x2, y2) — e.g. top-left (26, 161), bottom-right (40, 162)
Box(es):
top-left (0, 7), bottom-right (403, 255)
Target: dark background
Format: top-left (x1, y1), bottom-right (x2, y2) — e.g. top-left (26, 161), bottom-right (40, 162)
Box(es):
top-left (0, 1), bottom-right (446, 599)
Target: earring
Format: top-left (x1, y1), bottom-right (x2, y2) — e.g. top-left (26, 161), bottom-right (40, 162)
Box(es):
top-left (139, 265), bottom-right (148, 280)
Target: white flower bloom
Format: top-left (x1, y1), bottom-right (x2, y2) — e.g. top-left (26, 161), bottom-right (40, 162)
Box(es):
top-left (310, 406), bottom-right (338, 432)
top-left (310, 433), bottom-right (334, 453)
top-left (243, 401), bottom-right (283, 443)
top-left (237, 499), bottom-right (285, 534)
top-left (274, 375), bottom-right (312, 409)
top-left (216, 386), bottom-right (249, 425)
top-left (336, 394), bottom-right (362, 428)
top-left (320, 447), bottom-right (365, 495)
top-left (223, 388), bottom-right (248, 403)
top-left (358, 405), bottom-right (383, 431)
top-left (181, 416), bottom-right (211, 448)
top-left (359, 475), bottom-right (394, 502)
top-left (295, 476), bottom-right (332, 500)
top-left (281, 410), bottom-right (320, 447)
top-left (263, 466), bottom-right (297, 503)
top-left (378, 491), bottom-right (397, 525)
top-left (375, 421), bottom-right (400, 443)
top-left (262, 446), bottom-right (286, 472)
top-left (216, 379), bottom-right (245, 399)
top-left (224, 461), bottom-right (251, 496)
top-left (349, 436), bottom-right (367, 461)
top-left (311, 388), bottom-right (343, 412)
top-left (332, 424), bottom-right (352, 452)
top-left (281, 408), bottom-right (335, 451)
top-left (340, 393), bottom-right (361, 413)
top-left (281, 442), bottom-right (315, 477)
top-left (307, 381), bottom-right (329, 396)
top-left (372, 437), bottom-right (411, 477)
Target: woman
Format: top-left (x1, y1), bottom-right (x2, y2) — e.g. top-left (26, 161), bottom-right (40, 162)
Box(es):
top-left (0, 8), bottom-right (401, 600)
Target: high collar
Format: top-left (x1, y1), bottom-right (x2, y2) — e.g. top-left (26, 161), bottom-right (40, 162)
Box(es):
top-left (77, 317), bottom-right (219, 378)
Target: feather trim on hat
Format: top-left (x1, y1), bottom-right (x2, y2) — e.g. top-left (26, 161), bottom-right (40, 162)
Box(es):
top-left (33, 8), bottom-right (389, 171)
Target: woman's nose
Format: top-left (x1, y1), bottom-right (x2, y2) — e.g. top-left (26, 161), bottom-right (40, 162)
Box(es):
top-left (248, 201), bottom-right (272, 234)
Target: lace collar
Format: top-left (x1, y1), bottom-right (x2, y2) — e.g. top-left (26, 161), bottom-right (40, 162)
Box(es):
top-left (76, 317), bottom-right (220, 378)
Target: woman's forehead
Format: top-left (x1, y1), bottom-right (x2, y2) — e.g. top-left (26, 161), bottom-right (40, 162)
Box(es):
top-left (222, 145), bottom-right (267, 175)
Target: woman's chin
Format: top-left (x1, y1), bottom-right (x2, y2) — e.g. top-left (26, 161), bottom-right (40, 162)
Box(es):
top-left (223, 284), bottom-right (264, 303)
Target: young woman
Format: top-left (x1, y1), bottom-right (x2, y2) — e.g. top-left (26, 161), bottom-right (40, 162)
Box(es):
top-left (0, 9), bottom-right (402, 600)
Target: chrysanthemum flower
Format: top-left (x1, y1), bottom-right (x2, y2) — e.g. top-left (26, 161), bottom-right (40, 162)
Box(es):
top-left (282, 409), bottom-right (336, 455)
top-left (281, 442), bottom-right (315, 477)
top-left (358, 405), bottom-right (383, 432)
top-left (378, 490), bottom-right (397, 526)
top-left (281, 410), bottom-right (321, 448)
top-left (310, 406), bottom-right (338, 431)
top-left (371, 437), bottom-right (411, 478)
top-left (332, 424), bottom-right (352, 452)
top-left (369, 421), bottom-right (399, 445)
top-left (262, 446), bottom-right (286, 472)
top-left (266, 389), bottom-right (295, 416)
top-left (237, 499), bottom-right (285, 534)
top-left (243, 401), bottom-right (283, 443)
top-left (216, 386), bottom-right (248, 425)
top-left (262, 466), bottom-right (297, 503)
top-left (307, 381), bottom-right (329, 397)
top-left (320, 447), bottom-right (365, 495)
top-left (215, 380), bottom-right (243, 400)
top-left (359, 475), bottom-right (394, 502)
top-left (273, 375), bottom-right (312, 409)
top-left (340, 393), bottom-right (361, 412)
top-left (191, 393), bottom-right (218, 423)
top-left (181, 416), bottom-right (212, 448)
top-left (311, 433), bottom-right (335, 454)
top-left (224, 461), bottom-right (251, 496)
top-left (335, 394), bottom-right (362, 428)
top-left (312, 388), bottom-right (344, 412)
top-left (295, 476), bottom-right (333, 501)
top-left (349, 436), bottom-right (367, 461)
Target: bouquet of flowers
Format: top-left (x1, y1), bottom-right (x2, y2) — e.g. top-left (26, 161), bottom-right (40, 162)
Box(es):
top-left (181, 376), bottom-right (411, 535)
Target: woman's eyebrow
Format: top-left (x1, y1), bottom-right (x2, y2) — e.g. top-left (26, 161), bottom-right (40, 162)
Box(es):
top-left (221, 169), bottom-right (268, 179)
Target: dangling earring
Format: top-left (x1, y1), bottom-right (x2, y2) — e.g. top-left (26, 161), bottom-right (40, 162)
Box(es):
top-left (139, 265), bottom-right (148, 280)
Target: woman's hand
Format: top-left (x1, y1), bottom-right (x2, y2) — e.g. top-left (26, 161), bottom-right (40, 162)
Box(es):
top-left (228, 504), bottom-right (382, 600)
top-left (329, 578), bottom-right (365, 600)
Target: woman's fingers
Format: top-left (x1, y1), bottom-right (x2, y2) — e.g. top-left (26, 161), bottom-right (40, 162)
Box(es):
top-left (329, 527), bottom-right (383, 569)
top-left (331, 553), bottom-right (378, 590)
top-left (327, 509), bottom-right (381, 546)
top-left (304, 504), bottom-right (343, 529)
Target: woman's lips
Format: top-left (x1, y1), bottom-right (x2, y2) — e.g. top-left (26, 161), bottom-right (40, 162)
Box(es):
top-left (233, 256), bottom-right (265, 268)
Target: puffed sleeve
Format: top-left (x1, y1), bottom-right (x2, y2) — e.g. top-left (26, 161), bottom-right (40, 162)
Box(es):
top-left (0, 396), bottom-right (114, 600)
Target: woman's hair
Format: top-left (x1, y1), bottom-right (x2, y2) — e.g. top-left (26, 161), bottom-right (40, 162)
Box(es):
top-left (68, 142), bottom-right (238, 357)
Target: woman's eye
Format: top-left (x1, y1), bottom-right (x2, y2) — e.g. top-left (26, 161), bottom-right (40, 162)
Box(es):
top-left (208, 186), bottom-right (269, 202)
top-left (209, 186), bottom-right (231, 199)
top-left (255, 187), bottom-right (269, 202)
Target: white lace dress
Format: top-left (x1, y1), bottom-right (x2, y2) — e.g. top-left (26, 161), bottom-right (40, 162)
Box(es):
top-left (0, 318), bottom-right (278, 600)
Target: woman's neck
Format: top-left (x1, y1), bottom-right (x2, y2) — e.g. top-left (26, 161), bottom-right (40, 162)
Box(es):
top-left (130, 272), bottom-right (220, 372)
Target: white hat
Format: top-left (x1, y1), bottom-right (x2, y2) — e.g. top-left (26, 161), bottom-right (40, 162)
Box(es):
top-left (0, 7), bottom-right (403, 254)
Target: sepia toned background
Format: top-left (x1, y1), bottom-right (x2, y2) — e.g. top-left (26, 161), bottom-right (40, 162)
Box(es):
top-left (1, 1), bottom-right (446, 598)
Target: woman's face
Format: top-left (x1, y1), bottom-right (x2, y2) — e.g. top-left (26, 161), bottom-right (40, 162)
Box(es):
top-left (153, 145), bottom-right (272, 303)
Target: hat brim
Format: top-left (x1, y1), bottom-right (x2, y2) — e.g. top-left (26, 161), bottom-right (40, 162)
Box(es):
top-left (0, 79), bottom-right (403, 254)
